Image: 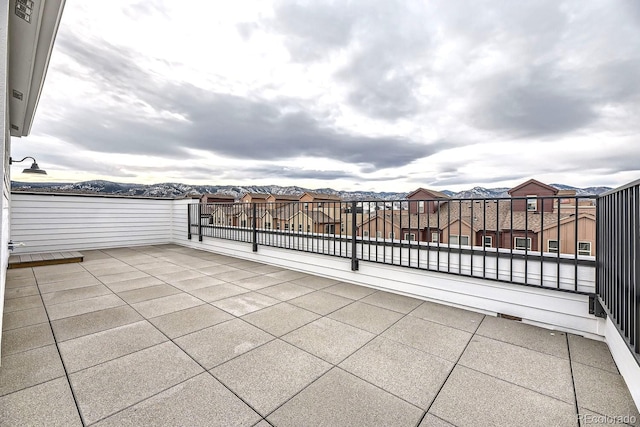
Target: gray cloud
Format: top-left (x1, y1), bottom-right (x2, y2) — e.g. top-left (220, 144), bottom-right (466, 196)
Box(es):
top-left (271, 1), bottom-right (358, 62)
top-left (42, 31), bottom-right (442, 170)
top-left (31, 152), bottom-right (138, 178)
top-left (272, 0), bottom-right (432, 119)
top-left (470, 67), bottom-right (597, 136)
top-left (238, 166), bottom-right (357, 181)
top-left (419, 173), bottom-right (527, 188)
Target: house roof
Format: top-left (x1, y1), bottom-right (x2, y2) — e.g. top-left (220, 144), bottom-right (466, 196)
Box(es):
top-left (507, 179), bottom-right (559, 195)
top-left (268, 194), bottom-right (300, 201)
top-left (405, 188), bottom-right (450, 199)
top-left (242, 193), bottom-right (270, 201)
top-left (201, 193), bottom-right (236, 201)
top-left (539, 212), bottom-right (595, 233)
top-left (288, 210), bottom-right (337, 223)
top-left (368, 199), bottom-right (581, 234)
top-left (302, 192), bottom-right (342, 201)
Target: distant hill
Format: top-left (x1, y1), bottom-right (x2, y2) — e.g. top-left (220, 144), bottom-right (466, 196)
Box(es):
top-left (11, 180), bottom-right (611, 200)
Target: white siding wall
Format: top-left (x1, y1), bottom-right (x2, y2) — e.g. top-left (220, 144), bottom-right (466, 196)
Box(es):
top-left (10, 193), bottom-right (174, 253)
top-left (0, 0), bottom-right (10, 348)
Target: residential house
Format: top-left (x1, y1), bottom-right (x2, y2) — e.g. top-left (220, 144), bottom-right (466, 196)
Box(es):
top-left (357, 212), bottom-right (402, 240)
top-left (209, 204), bottom-right (246, 227)
top-left (287, 210), bottom-right (341, 234)
top-left (395, 179), bottom-right (596, 254)
top-left (507, 178), bottom-right (558, 213)
top-left (299, 192), bottom-right (342, 212)
top-left (200, 193), bottom-right (236, 204)
top-left (241, 193), bottom-right (270, 204)
top-left (266, 194), bottom-right (300, 205)
top-left (406, 188), bottom-right (450, 214)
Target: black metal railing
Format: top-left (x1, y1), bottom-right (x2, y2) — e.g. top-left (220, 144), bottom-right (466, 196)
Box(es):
top-left (189, 194), bottom-right (597, 293)
top-left (597, 179), bottom-right (640, 359)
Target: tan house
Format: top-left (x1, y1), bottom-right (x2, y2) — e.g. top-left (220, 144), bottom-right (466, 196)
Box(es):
top-left (209, 204), bottom-right (245, 227)
top-left (299, 192), bottom-right (342, 211)
top-left (538, 213), bottom-right (596, 255)
top-left (241, 193), bottom-right (270, 204)
top-left (357, 213), bottom-right (402, 240)
top-left (266, 194), bottom-right (300, 206)
top-left (284, 210), bottom-right (341, 234)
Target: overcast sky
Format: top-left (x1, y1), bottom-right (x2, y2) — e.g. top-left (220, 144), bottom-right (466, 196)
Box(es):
top-left (13, 0), bottom-right (640, 192)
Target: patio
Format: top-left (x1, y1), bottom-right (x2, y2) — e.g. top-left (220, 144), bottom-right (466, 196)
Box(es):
top-left (1, 244), bottom-right (638, 426)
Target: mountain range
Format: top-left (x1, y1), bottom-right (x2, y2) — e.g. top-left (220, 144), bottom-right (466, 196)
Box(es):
top-left (10, 180), bottom-right (612, 200)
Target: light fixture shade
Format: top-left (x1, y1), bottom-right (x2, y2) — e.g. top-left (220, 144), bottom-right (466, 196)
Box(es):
top-left (23, 161), bottom-right (47, 174)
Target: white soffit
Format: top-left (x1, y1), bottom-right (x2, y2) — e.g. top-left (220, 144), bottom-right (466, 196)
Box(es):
top-left (8, 0), bottom-right (65, 137)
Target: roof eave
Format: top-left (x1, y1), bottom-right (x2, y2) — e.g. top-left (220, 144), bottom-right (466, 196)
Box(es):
top-left (9, 0), bottom-right (66, 137)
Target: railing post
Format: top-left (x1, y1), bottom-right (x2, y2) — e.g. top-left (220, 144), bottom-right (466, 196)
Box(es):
top-left (252, 203), bottom-right (258, 252)
top-left (187, 204), bottom-right (192, 240)
top-left (198, 203), bottom-right (203, 242)
top-left (351, 201), bottom-right (359, 271)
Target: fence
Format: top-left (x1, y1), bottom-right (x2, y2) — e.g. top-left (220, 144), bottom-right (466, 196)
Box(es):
top-left (597, 179), bottom-right (640, 359)
top-left (189, 195), bottom-right (597, 293)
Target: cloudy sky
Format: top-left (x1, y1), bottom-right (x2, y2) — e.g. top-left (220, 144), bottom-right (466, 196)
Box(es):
top-left (13, 0), bottom-right (640, 192)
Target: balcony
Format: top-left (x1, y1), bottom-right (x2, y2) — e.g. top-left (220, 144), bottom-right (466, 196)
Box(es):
top-left (1, 185), bottom-right (639, 426)
top-left (2, 244), bottom-right (638, 426)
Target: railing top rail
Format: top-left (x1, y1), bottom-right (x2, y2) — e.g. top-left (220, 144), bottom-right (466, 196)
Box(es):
top-left (189, 194), bottom-right (599, 207)
top-left (599, 178), bottom-right (640, 197)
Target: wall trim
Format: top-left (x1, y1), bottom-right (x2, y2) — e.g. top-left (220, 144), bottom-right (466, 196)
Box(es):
top-left (604, 317), bottom-right (640, 410)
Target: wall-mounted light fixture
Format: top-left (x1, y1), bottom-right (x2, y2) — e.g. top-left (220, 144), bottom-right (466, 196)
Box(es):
top-left (9, 156), bottom-right (47, 174)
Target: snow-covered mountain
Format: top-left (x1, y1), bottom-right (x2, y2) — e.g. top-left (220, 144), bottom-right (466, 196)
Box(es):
top-left (11, 180), bottom-right (611, 200)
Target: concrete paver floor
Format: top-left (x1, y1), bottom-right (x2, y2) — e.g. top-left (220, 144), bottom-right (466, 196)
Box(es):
top-left (1, 245), bottom-right (638, 426)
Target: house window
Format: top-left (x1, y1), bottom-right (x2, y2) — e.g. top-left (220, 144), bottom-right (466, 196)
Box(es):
top-left (450, 235), bottom-right (469, 245)
top-left (363, 230), bottom-right (369, 238)
top-left (265, 222), bottom-right (271, 229)
top-left (285, 224), bottom-right (289, 230)
top-left (418, 201), bottom-right (425, 213)
top-left (241, 220), bottom-right (247, 228)
top-left (484, 236), bottom-right (492, 247)
top-left (307, 224), bottom-right (311, 232)
top-left (376, 231), bottom-right (382, 238)
top-left (404, 233), bottom-right (416, 241)
top-left (431, 232), bottom-right (439, 243)
top-left (578, 241), bottom-right (591, 256)
top-left (526, 195), bottom-right (537, 211)
top-left (276, 223), bottom-right (280, 230)
top-left (514, 237), bottom-right (532, 250)
top-left (298, 224), bottom-right (303, 232)
top-left (548, 240), bottom-right (559, 253)
top-left (389, 232), bottom-right (395, 239)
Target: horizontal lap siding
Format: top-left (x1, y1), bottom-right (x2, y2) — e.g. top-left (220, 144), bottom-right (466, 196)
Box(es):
top-left (10, 194), bottom-right (174, 253)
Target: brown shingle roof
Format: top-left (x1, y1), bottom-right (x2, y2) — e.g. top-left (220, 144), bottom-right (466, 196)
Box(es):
top-left (366, 200), bottom-right (578, 234)
top-left (270, 194), bottom-right (300, 201)
top-left (303, 192), bottom-right (342, 201)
